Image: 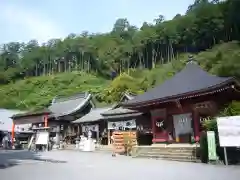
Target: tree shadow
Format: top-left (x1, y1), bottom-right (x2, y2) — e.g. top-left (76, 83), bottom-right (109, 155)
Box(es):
top-left (0, 150), bottom-right (67, 169)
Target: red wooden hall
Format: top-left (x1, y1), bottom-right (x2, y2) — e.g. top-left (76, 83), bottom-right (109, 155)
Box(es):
top-left (122, 60), bottom-right (240, 144)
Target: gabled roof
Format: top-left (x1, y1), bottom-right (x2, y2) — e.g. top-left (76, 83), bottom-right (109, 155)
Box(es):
top-left (101, 107), bottom-right (142, 120)
top-left (101, 107), bottom-right (139, 116)
top-left (49, 92), bottom-right (92, 117)
top-left (112, 92), bottom-right (137, 109)
top-left (1, 109), bottom-right (31, 132)
top-left (72, 107), bottom-right (111, 124)
top-left (11, 108), bottom-right (51, 119)
top-left (123, 92), bottom-right (137, 101)
top-left (100, 93), bottom-right (141, 120)
top-left (122, 62), bottom-right (236, 106)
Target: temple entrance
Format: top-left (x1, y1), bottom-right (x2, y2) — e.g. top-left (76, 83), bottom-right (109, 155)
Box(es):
top-left (81, 124), bottom-right (99, 142)
top-left (173, 113), bottom-right (193, 143)
top-left (153, 117), bottom-right (168, 142)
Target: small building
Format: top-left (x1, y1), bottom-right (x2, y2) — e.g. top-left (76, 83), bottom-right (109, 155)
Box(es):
top-left (11, 92), bottom-right (95, 144)
top-left (100, 93), bottom-right (153, 145)
top-left (72, 107), bottom-right (111, 143)
top-left (71, 92), bottom-right (153, 145)
top-left (122, 60), bottom-right (240, 144)
top-left (0, 109), bottom-right (31, 144)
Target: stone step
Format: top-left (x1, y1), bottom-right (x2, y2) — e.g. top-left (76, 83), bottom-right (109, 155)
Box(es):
top-left (135, 146), bottom-right (196, 150)
top-left (136, 148), bottom-right (195, 153)
top-left (133, 155), bottom-right (200, 163)
top-left (134, 151), bottom-right (195, 156)
top-left (134, 153), bottom-right (196, 159)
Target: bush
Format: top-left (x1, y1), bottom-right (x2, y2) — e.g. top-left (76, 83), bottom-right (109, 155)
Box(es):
top-left (200, 101), bottom-right (240, 164)
top-left (199, 131), bottom-right (208, 163)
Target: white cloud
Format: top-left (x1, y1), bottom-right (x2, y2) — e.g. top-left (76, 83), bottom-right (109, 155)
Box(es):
top-left (1, 3), bottom-right (65, 44)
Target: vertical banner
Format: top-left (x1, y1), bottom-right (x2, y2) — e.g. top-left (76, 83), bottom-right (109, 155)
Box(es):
top-left (207, 131), bottom-right (217, 161)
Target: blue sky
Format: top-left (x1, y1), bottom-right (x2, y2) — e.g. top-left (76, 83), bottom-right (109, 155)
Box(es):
top-left (0, 0), bottom-right (194, 44)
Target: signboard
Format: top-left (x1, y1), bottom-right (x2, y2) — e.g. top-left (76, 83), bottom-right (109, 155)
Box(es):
top-left (108, 120), bottom-right (136, 130)
top-left (35, 131), bottom-right (49, 145)
top-left (207, 131), bottom-right (217, 160)
top-left (217, 116), bottom-right (240, 147)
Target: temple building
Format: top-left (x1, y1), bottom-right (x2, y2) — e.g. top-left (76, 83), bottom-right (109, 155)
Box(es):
top-left (72, 107), bottom-right (111, 143)
top-left (121, 60), bottom-right (240, 144)
top-left (100, 93), bottom-right (152, 145)
top-left (11, 92), bottom-right (95, 145)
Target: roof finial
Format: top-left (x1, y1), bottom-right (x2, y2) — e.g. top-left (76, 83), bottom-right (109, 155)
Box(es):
top-left (187, 54), bottom-right (197, 64)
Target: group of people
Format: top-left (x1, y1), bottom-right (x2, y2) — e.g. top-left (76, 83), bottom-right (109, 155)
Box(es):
top-left (1, 133), bottom-right (12, 149)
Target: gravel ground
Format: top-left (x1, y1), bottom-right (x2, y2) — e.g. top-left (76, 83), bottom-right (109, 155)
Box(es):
top-left (0, 150), bottom-right (239, 180)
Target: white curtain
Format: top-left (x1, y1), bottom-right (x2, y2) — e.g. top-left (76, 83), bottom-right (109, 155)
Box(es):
top-left (108, 119), bottom-right (136, 130)
top-left (82, 124), bottom-right (99, 132)
top-left (173, 113), bottom-right (192, 137)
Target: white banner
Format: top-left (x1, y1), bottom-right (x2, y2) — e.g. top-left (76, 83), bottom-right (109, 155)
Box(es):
top-left (217, 116), bottom-right (240, 147)
top-left (173, 113), bottom-right (193, 136)
top-left (82, 124), bottom-right (99, 132)
top-left (108, 119), bottom-right (136, 130)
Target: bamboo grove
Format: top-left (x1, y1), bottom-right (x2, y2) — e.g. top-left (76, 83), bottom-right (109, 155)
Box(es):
top-left (0, 0), bottom-right (239, 84)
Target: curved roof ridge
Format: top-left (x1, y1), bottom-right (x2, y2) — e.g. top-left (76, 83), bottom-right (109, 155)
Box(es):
top-left (49, 92), bottom-right (93, 118)
top-left (53, 92), bottom-right (89, 103)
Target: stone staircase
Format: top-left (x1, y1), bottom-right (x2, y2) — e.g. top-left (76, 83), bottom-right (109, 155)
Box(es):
top-left (132, 144), bottom-right (200, 163)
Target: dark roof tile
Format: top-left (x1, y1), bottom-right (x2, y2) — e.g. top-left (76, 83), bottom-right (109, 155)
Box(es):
top-left (123, 63), bottom-right (234, 106)
top-left (49, 92), bottom-right (92, 117)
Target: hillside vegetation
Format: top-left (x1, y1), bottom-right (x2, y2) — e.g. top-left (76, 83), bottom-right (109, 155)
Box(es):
top-left (0, 0), bottom-right (239, 83)
top-left (0, 0), bottom-right (240, 110)
top-left (0, 41), bottom-right (239, 110)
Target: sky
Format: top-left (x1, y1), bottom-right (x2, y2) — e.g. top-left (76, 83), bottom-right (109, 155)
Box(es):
top-left (0, 0), bottom-right (194, 44)
top-left (0, 109), bottom-right (28, 132)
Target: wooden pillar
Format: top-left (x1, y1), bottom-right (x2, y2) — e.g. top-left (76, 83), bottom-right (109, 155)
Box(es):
top-left (193, 110), bottom-right (200, 142)
top-left (11, 123), bottom-right (15, 142)
top-left (44, 114), bottom-right (48, 127)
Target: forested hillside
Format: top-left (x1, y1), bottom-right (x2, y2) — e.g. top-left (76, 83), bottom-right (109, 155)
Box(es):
top-left (0, 0), bottom-right (240, 110)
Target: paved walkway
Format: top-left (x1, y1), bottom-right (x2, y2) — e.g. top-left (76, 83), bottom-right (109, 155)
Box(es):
top-left (0, 150), bottom-right (239, 180)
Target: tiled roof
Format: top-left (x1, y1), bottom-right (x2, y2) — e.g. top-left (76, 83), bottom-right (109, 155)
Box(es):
top-left (11, 109), bottom-right (51, 119)
top-left (123, 63), bottom-right (235, 106)
top-left (49, 92), bottom-right (92, 117)
top-left (0, 109), bottom-right (31, 132)
top-left (101, 107), bottom-right (139, 116)
top-left (101, 112), bottom-right (142, 120)
top-left (72, 107), bottom-right (111, 123)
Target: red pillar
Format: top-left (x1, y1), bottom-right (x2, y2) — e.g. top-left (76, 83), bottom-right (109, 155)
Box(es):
top-left (11, 123), bottom-right (15, 142)
top-left (151, 116), bottom-right (156, 142)
top-left (193, 110), bottom-right (200, 142)
top-left (44, 114), bottom-right (48, 127)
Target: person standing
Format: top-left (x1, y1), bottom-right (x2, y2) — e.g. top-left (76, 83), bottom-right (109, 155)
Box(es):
top-left (2, 133), bottom-right (9, 149)
top-left (111, 134), bottom-right (116, 157)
